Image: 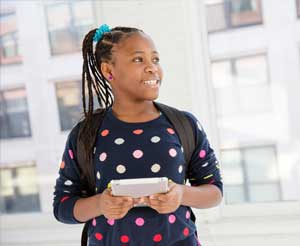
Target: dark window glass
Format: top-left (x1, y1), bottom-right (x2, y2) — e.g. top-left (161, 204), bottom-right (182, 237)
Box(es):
top-left (0, 88), bottom-right (31, 139)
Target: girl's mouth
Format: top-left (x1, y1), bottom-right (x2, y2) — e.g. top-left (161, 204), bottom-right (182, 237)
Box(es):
top-left (143, 80), bottom-right (160, 88)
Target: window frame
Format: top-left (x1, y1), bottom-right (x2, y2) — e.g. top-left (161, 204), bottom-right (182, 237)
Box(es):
top-left (206, 0), bottom-right (264, 33)
top-left (0, 8), bottom-right (22, 65)
top-left (0, 162), bottom-right (41, 214)
top-left (211, 53), bottom-right (271, 117)
top-left (221, 145), bottom-right (283, 204)
top-left (0, 87), bottom-right (32, 139)
top-left (44, 1), bottom-right (96, 56)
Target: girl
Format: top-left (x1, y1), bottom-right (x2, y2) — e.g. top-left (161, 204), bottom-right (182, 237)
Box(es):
top-left (53, 24), bottom-right (223, 246)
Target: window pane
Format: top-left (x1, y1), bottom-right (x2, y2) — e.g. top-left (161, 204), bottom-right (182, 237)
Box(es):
top-left (235, 55), bottom-right (268, 85)
top-left (0, 165), bottom-right (40, 214)
top-left (238, 84), bottom-right (272, 113)
top-left (0, 169), bottom-right (14, 196)
top-left (46, 3), bottom-right (70, 30)
top-left (221, 149), bottom-right (244, 185)
top-left (0, 88), bottom-right (32, 139)
top-left (73, 1), bottom-right (94, 26)
top-left (56, 81), bottom-right (81, 131)
top-left (16, 166), bottom-right (39, 195)
top-left (0, 6), bottom-right (22, 64)
top-left (230, 0), bottom-right (263, 27)
top-left (215, 87), bottom-right (238, 116)
top-left (249, 183), bottom-right (280, 202)
top-left (46, 2), bottom-right (95, 55)
top-left (211, 61), bottom-right (233, 88)
top-left (206, 3), bottom-right (227, 32)
top-left (244, 147), bottom-right (279, 183)
top-left (224, 185), bottom-right (246, 203)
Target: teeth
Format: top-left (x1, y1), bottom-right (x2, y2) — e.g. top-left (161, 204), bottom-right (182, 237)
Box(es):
top-left (144, 80), bottom-right (158, 85)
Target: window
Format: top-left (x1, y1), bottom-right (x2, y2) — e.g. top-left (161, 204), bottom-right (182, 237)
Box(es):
top-left (0, 88), bottom-right (31, 139)
top-left (211, 54), bottom-right (271, 116)
top-left (297, 0), bottom-right (300, 18)
top-left (56, 81), bottom-right (82, 131)
top-left (221, 146), bottom-right (281, 204)
top-left (0, 163), bottom-right (40, 213)
top-left (0, 5), bottom-right (22, 64)
top-left (206, 0), bottom-right (263, 32)
top-left (45, 1), bottom-right (95, 55)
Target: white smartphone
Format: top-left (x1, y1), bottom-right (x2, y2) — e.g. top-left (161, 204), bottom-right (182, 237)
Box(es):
top-left (110, 177), bottom-right (169, 198)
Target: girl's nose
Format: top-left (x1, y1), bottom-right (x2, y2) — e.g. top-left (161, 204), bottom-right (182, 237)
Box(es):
top-left (145, 63), bottom-right (158, 73)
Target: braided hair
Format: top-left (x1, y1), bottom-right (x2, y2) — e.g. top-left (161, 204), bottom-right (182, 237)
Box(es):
top-left (78, 26), bottom-right (142, 191)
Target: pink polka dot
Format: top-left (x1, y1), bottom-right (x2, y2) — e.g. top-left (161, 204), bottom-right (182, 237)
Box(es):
top-left (167, 128), bottom-right (175, 134)
top-left (68, 149), bottom-right (74, 159)
top-left (60, 196), bottom-right (70, 203)
top-left (60, 161), bottom-right (65, 169)
top-left (168, 214), bottom-right (176, 224)
top-left (99, 152), bottom-right (107, 162)
top-left (133, 150), bottom-right (143, 159)
top-left (95, 233), bottom-right (103, 240)
top-left (153, 234), bottom-right (162, 242)
top-left (186, 210), bottom-right (191, 219)
top-left (135, 217), bottom-right (145, 226)
top-left (107, 219), bottom-right (115, 226)
top-left (199, 150), bottom-right (206, 158)
top-left (183, 227), bottom-right (189, 237)
top-left (133, 129), bottom-right (143, 135)
top-left (169, 148), bottom-right (177, 157)
top-left (120, 235), bottom-right (130, 243)
top-left (101, 129), bottom-right (109, 137)
top-left (92, 218), bottom-right (96, 226)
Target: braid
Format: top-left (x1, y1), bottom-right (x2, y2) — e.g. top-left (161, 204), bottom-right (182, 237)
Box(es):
top-left (78, 26), bottom-right (142, 189)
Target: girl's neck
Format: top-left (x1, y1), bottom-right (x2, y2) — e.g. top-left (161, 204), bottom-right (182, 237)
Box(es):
top-left (111, 100), bottom-right (160, 122)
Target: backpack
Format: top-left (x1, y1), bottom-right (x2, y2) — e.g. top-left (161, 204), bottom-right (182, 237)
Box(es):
top-left (75, 102), bottom-right (196, 245)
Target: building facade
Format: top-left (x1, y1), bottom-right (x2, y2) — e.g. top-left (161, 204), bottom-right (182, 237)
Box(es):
top-left (1, 0), bottom-right (299, 245)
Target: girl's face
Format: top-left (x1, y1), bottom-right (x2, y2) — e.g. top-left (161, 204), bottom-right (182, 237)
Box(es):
top-left (108, 32), bottom-right (163, 103)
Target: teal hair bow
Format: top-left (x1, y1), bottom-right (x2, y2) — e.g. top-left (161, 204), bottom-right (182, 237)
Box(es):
top-left (93, 24), bottom-right (111, 42)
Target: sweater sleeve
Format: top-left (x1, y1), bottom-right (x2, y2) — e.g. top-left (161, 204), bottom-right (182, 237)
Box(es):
top-left (53, 124), bottom-right (84, 224)
top-left (183, 111), bottom-right (223, 195)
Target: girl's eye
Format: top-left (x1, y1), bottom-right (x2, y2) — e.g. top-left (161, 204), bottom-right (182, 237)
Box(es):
top-left (133, 57), bottom-right (143, 62)
top-left (153, 57), bottom-right (160, 63)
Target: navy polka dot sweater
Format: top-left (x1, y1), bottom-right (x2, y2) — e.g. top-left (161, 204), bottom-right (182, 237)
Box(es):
top-left (53, 108), bottom-right (222, 246)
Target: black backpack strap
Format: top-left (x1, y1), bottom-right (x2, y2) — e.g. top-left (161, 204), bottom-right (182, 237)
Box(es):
top-left (154, 102), bottom-right (197, 226)
top-left (153, 102), bottom-right (196, 171)
top-left (75, 109), bottom-right (106, 246)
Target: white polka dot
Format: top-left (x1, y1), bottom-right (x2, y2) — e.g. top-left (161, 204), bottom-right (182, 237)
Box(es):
top-left (197, 121), bottom-right (203, 131)
top-left (178, 165), bottom-right (183, 173)
top-left (151, 136), bottom-right (161, 143)
top-left (151, 163), bottom-right (161, 173)
top-left (169, 148), bottom-right (177, 157)
top-left (99, 152), bottom-right (107, 162)
top-left (181, 146), bottom-right (184, 153)
top-left (114, 138), bottom-right (125, 145)
top-left (202, 162), bottom-right (209, 167)
top-left (63, 190), bottom-right (70, 193)
top-left (116, 165), bottom-right (126, 174)
top-left (64, 180), bottom-right (72, 186)
top-left (97, 171), bottom-right (101, 180)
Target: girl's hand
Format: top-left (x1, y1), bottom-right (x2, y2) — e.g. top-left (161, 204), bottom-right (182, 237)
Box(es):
top-left (98, 188), bottom-right (134, 220)
top-left (148, 182), bottom-right (183, 214)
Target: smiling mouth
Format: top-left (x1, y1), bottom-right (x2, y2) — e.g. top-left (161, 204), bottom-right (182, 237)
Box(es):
top-left (143, 79), bottom-right (160, 86)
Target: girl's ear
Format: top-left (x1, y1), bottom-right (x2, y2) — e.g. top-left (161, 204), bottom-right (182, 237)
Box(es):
top-left (100, 62), bottom-right (114, 81)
